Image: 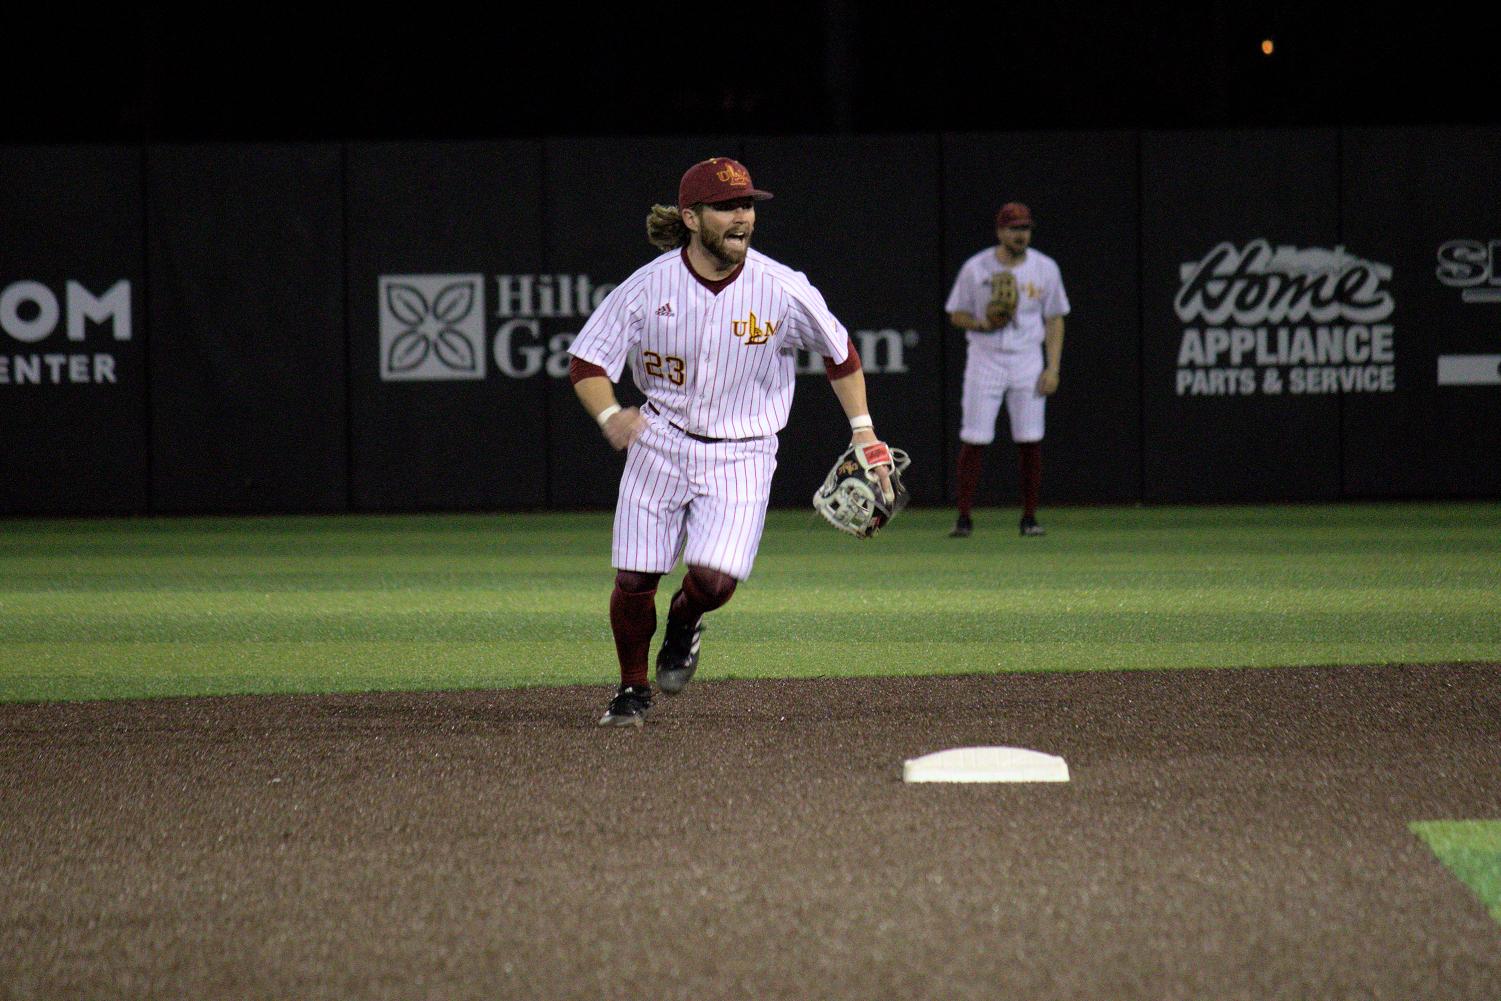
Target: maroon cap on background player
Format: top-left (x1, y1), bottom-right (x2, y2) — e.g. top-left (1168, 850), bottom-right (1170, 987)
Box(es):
top-left (678, 157), bottom-right (774, 208)
top-left (996, 202), bottom-right (1033, 228)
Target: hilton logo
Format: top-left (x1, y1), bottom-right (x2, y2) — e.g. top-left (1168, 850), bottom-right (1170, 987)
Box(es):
top-left (378, 275), bottom-right (485, 381)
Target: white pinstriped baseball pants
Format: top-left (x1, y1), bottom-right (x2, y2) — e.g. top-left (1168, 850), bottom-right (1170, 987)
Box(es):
top-left (612, 411), bottom-right (778, 582)
top-left (959, 339), bottom-right (1046, 445)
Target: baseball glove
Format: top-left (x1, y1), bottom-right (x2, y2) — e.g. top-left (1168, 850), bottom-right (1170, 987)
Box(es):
top-left (986, 270), bottom-right (1018, 329)
top-left (812, 441), bottom-right (911, 539)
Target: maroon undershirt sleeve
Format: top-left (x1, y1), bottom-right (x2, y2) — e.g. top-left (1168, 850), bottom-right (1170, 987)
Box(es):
top-left (568, 356), bottom-right (608, 384)
top-left (824, 337), bottom-right (862, 380)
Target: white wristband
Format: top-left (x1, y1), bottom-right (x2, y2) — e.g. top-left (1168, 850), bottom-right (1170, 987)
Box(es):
top-left (595, 404), bottom-right (622, 428)
top-left (848, 414), bottom-right (874, 432)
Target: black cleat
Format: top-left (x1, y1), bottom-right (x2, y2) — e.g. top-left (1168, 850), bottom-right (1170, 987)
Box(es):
top-left (598, 684), bottom-right (652, 727)
top-left (655, 609), bottom-right (704, 695)
top-left (1019, 515), bottom-right (1046, 537)
top-left (948, 515), bottom-right (973, 538)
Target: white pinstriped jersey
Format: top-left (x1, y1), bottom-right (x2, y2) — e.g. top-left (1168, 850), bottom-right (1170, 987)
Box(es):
top-left (946, 247), bottom-right (1070, 352)
top-left (569, 247), bottom-right (850, 439)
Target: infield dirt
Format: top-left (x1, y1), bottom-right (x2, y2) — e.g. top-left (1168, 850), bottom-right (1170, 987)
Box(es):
top-left (3, 663), bottom-right (1499, 1000)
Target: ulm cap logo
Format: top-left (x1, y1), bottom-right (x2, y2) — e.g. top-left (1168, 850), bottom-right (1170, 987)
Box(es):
top-left (379, 274), bottom-right (485, 381)
top-left (716, 162), bottom-right (750, 188)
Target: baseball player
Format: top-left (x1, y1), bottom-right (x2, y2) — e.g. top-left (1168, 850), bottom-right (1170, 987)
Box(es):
top-left (568, 156), bottom-right (895, 726)
top-left (945, 202), bottom-right (1069, 538)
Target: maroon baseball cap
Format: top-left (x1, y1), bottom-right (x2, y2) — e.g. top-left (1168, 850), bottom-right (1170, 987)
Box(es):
top-left (996, 202), bottom-right (1034, 228)
top-left (678, 157), bottom-right (773, 208)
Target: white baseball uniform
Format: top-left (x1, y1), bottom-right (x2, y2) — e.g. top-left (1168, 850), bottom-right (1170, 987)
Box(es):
top-left (946, 247), bottom-right (1070, 445)
top-left (569, 246), bottom-right (850, 580)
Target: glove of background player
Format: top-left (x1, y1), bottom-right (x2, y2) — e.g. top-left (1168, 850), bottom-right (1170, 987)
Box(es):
top-left (812, 442), bottom-right (911, 539)
top-left (985, 270), bottom-right (1018, 329)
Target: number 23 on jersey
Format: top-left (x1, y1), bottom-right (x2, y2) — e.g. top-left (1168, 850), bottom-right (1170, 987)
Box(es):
top-left (642, 351), bottom-right (686, 386)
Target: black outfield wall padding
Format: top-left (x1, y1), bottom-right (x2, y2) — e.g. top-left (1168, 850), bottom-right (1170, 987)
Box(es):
top-left (3, 130), bottom-right (1500, 518)
top-left (1340, 126), bottom-right (1501, 499)
top-left (345, 142), bottom-right (548, 511)
top-left (0, 146), bottom-right (149, 515)
top-left (146, 144), bottom-right (347, 513)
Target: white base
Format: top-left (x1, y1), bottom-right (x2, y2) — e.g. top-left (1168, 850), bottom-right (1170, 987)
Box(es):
top-left (903, 746), bottom-right (1070, 783)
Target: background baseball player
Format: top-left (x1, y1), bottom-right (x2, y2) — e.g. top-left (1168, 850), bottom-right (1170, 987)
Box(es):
top-left (568, 156), bottom-right (895, 726)
top-left (945, 202), bottom-right (1070, 538)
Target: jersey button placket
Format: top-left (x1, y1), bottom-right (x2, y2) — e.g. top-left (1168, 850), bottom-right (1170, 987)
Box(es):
top-left (685, 301), bottom-right (716, 493)
top-left (696, 304), bottom-right (717, 419)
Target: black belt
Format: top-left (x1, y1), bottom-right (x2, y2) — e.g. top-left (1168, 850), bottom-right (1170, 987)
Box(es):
top-left (645, 403), bottom-right (762, 443)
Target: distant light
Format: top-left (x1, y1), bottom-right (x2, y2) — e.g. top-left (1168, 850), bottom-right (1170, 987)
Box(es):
top-left (1261, 39), bottom-right (1275, 56)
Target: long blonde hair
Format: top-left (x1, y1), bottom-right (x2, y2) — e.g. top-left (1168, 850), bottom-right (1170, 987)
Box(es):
top-left (646, 203), bottom-right (691, 251)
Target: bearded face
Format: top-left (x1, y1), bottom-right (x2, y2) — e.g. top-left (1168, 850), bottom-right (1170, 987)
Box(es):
top-left (690, 198), bottom-right (755, 269)
top-left (997, 224), bottom-right (1032, 257)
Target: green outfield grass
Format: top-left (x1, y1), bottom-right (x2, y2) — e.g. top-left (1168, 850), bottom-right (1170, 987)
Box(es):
top-left (1411, 821), bottom-right (1501, 924)
top-left (1, 503), bottom-right (1498, 703)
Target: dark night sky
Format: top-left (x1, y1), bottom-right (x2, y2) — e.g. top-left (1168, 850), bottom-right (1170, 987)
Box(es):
top-left (3, 4), bottom-right (1495, 142)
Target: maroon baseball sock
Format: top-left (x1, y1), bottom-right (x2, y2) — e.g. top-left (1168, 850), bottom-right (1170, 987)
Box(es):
top-left (1018, 441), bottom-right (1042, 519)
top-left (670, 566), bottom-right (737, 624)
top-left (609, 583), bottom-right (657, 689)
top-left (956, 444), bottom-right (984, 518)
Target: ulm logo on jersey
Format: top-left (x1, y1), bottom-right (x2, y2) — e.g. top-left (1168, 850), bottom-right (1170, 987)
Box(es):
top-left (379, 275), bottom-right (485, 381)
top-left (731, 311), bottom-right (775, 345)
top-left (988, 273), bottom-right (1039, 301)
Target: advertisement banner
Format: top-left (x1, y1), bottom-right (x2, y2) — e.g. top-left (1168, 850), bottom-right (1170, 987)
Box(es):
top-left (1142, 129), bottom-right (1345, 501)
top-left (0, 147), bottom-right (148, 515)
top-left (942, 131), bottom-right (1141, 505)
top-left (1341, 127), bottom-right (1501, 496)
top-left (147, 144), bottom-right (347, 513)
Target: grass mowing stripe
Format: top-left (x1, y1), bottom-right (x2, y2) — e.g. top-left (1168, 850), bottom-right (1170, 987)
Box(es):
top-left (6, 640), bottom-right (1492, 705)
top-left (1, 613), bottom-right (1491, 646)
top-left (2, 504), bottom-right (1497, 703)
top-left (3, 598), bottom-right (1496, 644)
top-left (1411, 821), bottom-right (1501, 925)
